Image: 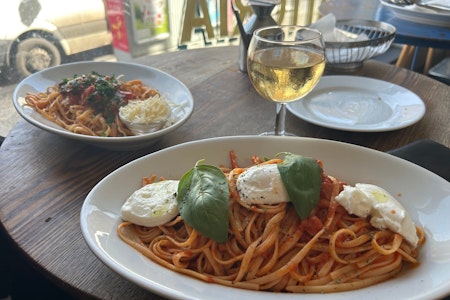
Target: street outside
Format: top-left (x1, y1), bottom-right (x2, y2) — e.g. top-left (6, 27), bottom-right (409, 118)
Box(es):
top-left (0, 81), bottom-right (18, 138)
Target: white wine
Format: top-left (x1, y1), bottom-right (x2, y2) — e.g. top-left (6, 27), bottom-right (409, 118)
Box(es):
top-left (248, 47), bottom-right (325, 103)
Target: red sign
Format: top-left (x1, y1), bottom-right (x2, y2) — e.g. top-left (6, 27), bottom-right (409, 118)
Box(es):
top-left (105, 0), bottom-right (130, 53)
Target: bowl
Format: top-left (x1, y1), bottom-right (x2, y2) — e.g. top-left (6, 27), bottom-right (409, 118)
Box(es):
top-left (324, 19), bottom-right (396, 71)
top-left (119, 111), bottom-right (171, 135)
top-left (13, 61), bottom-right (194, 151)
top-left (118, 96), bottom-right (173, 135)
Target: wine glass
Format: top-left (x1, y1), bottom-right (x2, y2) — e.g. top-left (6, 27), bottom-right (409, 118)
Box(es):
top-left (247, 25), bottom-right (325, 136)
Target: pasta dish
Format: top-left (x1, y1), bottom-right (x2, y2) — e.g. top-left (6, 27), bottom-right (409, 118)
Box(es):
top-left (117, 151), bottom-right (424, 293)
top-left (24, 72), bottom-right (164, 137)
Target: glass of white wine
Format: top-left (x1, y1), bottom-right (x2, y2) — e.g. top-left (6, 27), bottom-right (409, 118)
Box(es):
top-left (247, 25), bottom-right (325, 136)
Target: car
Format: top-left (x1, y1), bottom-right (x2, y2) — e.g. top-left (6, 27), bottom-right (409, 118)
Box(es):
top-left (0, 0), bottom-right (112, 78)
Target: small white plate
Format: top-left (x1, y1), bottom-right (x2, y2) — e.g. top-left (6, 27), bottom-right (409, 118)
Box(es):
top-left (13, 61), bottom-right (194, 151)
top-left (380, 0), bottom-right (450, 27)
top-left (81, 136), bottom-right (450, 300)
top-left (286, 76), bottom-right (425, 132)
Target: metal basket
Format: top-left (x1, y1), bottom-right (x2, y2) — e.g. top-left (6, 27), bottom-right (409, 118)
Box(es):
top-left (325, 19), bottom-right (396, 71)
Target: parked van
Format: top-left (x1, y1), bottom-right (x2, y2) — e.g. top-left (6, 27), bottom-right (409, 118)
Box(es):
top-left (0, 0), bottom-right (112, 78)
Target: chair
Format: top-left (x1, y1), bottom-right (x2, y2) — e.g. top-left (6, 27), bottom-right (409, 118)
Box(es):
top-left (396, 46), bottom-right (449, 75)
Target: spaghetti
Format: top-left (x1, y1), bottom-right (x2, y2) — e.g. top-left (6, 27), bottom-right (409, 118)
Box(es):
top-left (24, 72), bottom-right (161, 137)
top-left (117, 152), bottom-right (425, 293)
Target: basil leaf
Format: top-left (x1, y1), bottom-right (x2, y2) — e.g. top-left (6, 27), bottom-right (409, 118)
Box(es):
top-left (277, 153), bottom-right (322, 220)
top-left (177, 162), bottom-right (229, 243)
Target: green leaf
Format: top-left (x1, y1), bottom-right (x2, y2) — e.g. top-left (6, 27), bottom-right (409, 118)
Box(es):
top-left (177, 161), bottom-right (229, 243)
top-left (277, 153), bottom-right (322, 219)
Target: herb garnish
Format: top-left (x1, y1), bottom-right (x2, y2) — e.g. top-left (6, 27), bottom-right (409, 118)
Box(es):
top-left (177, 160), bottom-right (229, 243)
top-left (176, 153), bottom-right (322, 243)
top-left (58, 71), bottom-right (128, 123)
top-left (277, 152), bottom-right (322, 219)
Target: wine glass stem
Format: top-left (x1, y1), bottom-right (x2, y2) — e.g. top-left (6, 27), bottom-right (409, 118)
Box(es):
top-left (274, 103), bottom-right (286, 136)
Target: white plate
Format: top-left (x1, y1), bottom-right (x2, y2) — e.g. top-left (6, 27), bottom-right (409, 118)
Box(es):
top-left (286, 76), bottom-right (425, 132)
top-left (380, 0), bottom-right (450, 27)
top-left (81, 136), bottom-right (450, 300)
top-left (13, 61), bottom-right (194, 151)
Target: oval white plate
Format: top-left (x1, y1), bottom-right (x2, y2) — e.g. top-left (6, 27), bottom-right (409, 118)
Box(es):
top-left (13, 61), bottom-right (194, 151)
top-left (81, 136), bottom-right (450, 300)
top-left (286, 76), bottom-right (425, 132)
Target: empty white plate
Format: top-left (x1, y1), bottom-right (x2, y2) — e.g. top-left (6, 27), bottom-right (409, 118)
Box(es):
top-left (287, 76), bottom-right (426, 132)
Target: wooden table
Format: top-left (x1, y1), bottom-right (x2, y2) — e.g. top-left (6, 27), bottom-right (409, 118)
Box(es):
top-left (0, 46), bottom-right (449, 300)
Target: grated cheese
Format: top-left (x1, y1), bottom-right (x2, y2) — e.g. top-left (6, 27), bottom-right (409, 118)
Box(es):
top-left (119, 94), bottom-right (171, 124)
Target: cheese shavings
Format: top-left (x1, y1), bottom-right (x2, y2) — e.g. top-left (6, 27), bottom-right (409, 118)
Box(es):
top-left (119, 94), bottom-right (171, 124)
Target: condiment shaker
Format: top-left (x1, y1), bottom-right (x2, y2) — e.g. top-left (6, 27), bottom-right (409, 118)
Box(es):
top-left (238, 1), bottom-right (278, 73)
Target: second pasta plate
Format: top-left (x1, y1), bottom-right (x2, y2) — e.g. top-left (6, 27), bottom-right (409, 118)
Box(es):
top-left (81, 135), bottom-right (450, 300)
